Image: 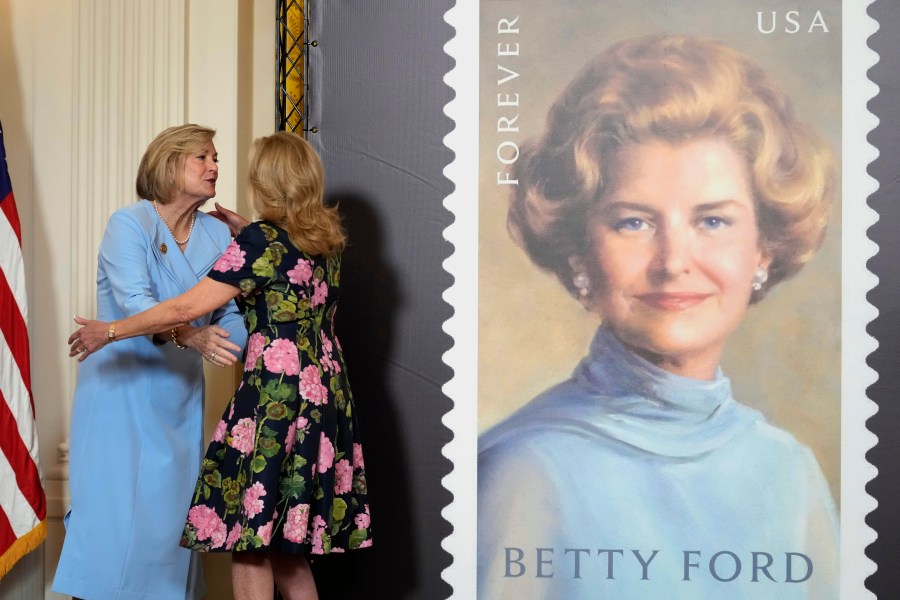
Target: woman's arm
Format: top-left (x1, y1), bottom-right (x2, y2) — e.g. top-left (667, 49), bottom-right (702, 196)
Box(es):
top-left (70, 277), bottom-right (241, 362)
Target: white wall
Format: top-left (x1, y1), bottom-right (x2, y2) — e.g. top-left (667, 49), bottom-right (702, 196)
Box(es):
top-left (0, 1), bottom-right (274, 597)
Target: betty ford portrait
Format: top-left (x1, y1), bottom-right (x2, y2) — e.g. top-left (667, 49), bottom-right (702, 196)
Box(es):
top-left (477, 35), bottom-right (838, 600)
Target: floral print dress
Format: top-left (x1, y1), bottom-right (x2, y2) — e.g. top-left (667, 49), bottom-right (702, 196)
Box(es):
top-left (180, 221), bottom-right (372, 555)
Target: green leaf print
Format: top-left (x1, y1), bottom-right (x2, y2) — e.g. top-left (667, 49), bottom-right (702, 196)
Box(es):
top-left (257, 436), bottom-right (282, 458)
top-left (183, 527), bottom-right (199, 547)
top-left (262, 380), bottom-right (297, 403)
top-left (334, 389), bottom-right (347, 412)
top-left (239, 278), bottom-right (256, 295)
top-left (326, 256), bottom-right (341, 286)
top-left (332, 498), bottom-right (348, 522)
top-left (250, 455), bottom-right (267, 473)
top-left (265, 402), bottom-right (291, 420)
top-left (252, 255), bottom-right (276, 279)
top-left (246, 310), bottom-right (258, 334)
top-left (273, 302), bottom-right (300, 322)
top-left (279, 473), bottom-right (307, 500)
top-left (222, 478), bottom-right (241, 513)
top-left (291, 453), bottom-right (308, 469)
top-left (203, 471), bottom-right (222, 488)
top-left (265, 290), bottom-right (285, 311)
top-left (260, 223), bottom-right (279, 241)
top-left (238, 527), bottom-right (258, 551)
top-left (349, 529), bottom-right (368, 550)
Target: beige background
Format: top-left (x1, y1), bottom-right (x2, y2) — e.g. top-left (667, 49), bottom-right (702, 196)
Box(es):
top-left (478, 0), bottom-right (842, 501)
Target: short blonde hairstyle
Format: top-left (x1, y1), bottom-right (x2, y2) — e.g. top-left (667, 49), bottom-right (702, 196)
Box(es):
top-left (248, 132), bottom-right (346, 256)
top-left (136, 124), bottom-right (216, 205)
top-left (508, 35), bottom-right (834, 302)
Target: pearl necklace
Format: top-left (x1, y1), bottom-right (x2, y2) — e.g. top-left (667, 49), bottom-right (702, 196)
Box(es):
top-left (152, 199), bottom-right (196, 246)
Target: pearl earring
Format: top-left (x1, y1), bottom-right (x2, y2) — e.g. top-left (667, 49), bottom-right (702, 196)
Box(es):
top-left (751, 267), bottom-right (769, 292)
top-left (573, 270), bottom-right (592, 298)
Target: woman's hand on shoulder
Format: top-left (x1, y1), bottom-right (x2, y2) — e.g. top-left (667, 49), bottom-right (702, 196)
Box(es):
top-left (179, 324), bottom-right (242, 367)
top-left (68, 316), bottom-right (111, 362)
top-left (207, 202), bottom-right (250, 237)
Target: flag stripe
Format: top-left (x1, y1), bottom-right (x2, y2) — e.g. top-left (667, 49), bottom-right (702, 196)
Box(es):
top-left (0, 274), bottom-right (32, 413)
top-left (0, 509), bottom-right (15, 554)
top-left (0, 387), bottom-right (44, 521)
top-left (0, 191), bottom-right (21, 243)
top-left (0, 119), bottom-right (46, 579)
top-left (0, 417), bottom-right (41, 536)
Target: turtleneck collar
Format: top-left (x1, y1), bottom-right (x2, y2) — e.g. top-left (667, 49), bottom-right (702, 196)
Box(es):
top-left (496, 326), bottom-right (762, 458)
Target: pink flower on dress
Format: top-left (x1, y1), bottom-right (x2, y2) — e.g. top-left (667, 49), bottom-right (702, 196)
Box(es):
top-left (283, 504), bottom-right (311, 544)
top-left (285, 420), bottom-right (298, 454)
top-left (355, 505), bottom-right (371, 530)
top-left (311, 515), bottom-right (327, 553)
top-left (213, 241), bottom-right (246, 272)
top-left (334, 459), bottom-right (352, 495)
top-left (212, 420), bottom-right (228, 443)
top-left (310, 280), bottom-right (328, 307)
top-left (320, 332), bottom-right (341, 374)
top-left (359, 538), bottom-right (373, 549)
top-left (286, 416), bottom-right (310, 455)
top-left (317, 433), bottom-right (335, 474)
top-left (229, 417), bottom-right (256, 456)
top-left (287, 258), bottom-right (313, 285)
top-left (257, 517), bottom-right (275, 546)
top-left (244, 333), bottom-right (266, 371)
top-left (242, 482), bottom-right (267, 519)
top-left (225, 522), bottom-right (242, 550)
top-left (299, 364), bottom-right (328, 405)
top-left (188, 506), bottom-right (228, 548)
top-left (353, 443), bottom-right (365, 470)
top-left (263, 338), bottom-right (301, 376)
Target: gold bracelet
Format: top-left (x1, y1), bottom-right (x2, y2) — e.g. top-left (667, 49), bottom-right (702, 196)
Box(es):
top-left (171, 327), bottom-right (187, 349)
top-left (107, 321), bottom-right (118, 340)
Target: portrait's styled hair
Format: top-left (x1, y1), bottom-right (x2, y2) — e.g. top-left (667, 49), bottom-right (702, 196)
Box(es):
top-left (508, 35), bottom-right (834, 302)
top-left (136, 124), bottom-right (216, 204)
top-left (249, 131), bottom-right (346, 256)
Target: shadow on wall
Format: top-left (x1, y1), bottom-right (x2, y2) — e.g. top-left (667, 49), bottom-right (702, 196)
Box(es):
top-left (308, 192), bottom-right (452, 599)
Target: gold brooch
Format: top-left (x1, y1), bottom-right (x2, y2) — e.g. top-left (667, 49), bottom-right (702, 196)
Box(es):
top-left (160, 243), bottom-right (168, 253)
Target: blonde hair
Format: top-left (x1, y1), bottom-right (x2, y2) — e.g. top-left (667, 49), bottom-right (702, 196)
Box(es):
top-left (136, 124), bottom-right (216, 204)
top-left (508, 35), bottom-right (834, 302)
top-left (248, 132), bottom-right (346, 256)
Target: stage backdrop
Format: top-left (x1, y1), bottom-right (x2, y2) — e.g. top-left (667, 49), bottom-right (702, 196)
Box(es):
top-left (306, 2), bottom-right (455, 599)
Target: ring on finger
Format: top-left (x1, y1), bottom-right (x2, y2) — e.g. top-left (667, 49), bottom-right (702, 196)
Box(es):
top-left (211, 352), bottom-right (218, 361)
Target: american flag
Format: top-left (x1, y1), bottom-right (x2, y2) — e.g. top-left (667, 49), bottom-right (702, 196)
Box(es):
top-left (0, 120), bottom-right (46, 579)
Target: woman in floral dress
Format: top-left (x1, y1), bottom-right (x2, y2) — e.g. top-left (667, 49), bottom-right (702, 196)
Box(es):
top-left (68, 131), bottom-right (372, 600)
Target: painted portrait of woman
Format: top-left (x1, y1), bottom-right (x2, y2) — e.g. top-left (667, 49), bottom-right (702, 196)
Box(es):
top-left (477, 33), bottom-right (839, 599)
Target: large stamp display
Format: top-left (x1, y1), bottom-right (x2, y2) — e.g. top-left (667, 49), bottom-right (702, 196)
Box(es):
top-left (443, 1), bottom-right (876, 598)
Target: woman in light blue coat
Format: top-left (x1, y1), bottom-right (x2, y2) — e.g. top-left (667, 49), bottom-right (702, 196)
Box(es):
top-left (53, 124), bottom-right (248, 600)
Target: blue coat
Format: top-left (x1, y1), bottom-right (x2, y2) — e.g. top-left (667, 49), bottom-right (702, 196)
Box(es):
top-left (478, 326), bottom-right (838, 600)
top-left (53, 201), bottom-right (248, 600)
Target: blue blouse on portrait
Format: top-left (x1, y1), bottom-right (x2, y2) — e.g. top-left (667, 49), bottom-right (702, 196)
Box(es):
top-left (478, 326), bottom-right (838, 600)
